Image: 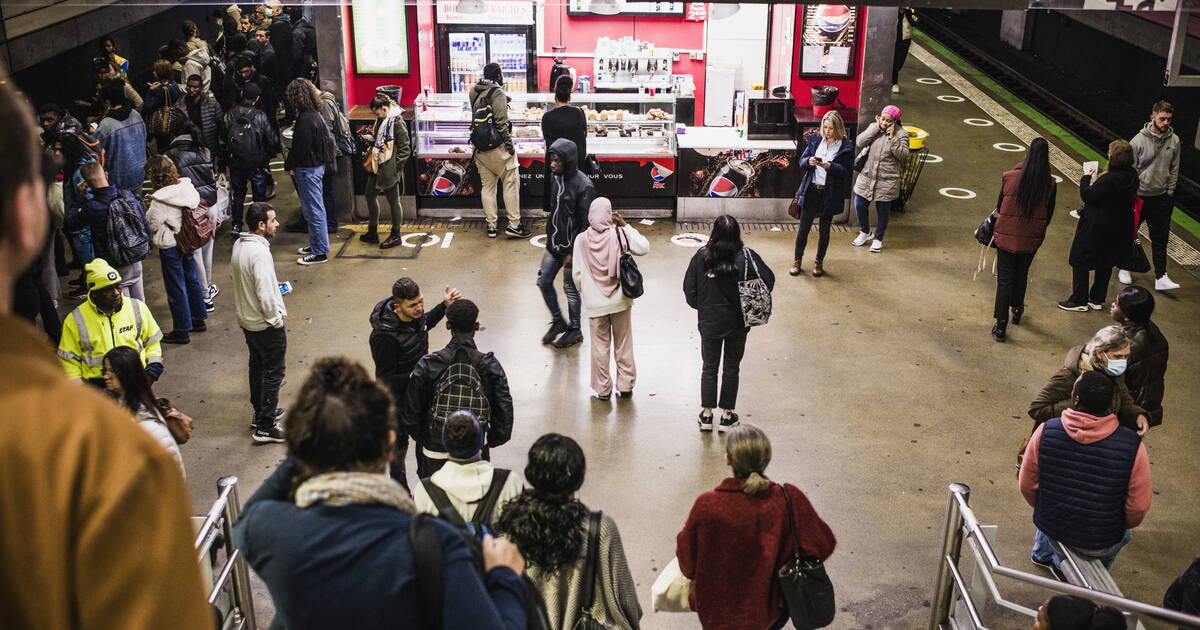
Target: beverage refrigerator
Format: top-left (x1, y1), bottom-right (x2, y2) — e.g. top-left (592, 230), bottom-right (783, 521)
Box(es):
top-left (437, 25), bottom-right (536, 94)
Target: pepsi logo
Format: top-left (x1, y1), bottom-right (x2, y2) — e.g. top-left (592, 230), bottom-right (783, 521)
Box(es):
top-left (650, 166), bottom-right (668, 182)
top-left (432, 177), bottom-right (457, 196)
top-left (707, 177), bottom-right (739, 198)
top-left (815, 4), bottom-right (851, 33)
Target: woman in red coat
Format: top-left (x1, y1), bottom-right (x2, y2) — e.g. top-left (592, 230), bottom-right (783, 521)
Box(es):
top-left (675, 424), bottom-right (836, 630)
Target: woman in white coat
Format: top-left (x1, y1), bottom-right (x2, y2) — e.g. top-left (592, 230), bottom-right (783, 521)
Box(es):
top-left (572, 197), bottom-right (650, 400)
top-left (102, 346), bottom-right (185, 476)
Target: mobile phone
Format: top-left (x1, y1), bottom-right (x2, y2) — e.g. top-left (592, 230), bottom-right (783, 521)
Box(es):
top-left (279, 281), bottom-right (293, 295)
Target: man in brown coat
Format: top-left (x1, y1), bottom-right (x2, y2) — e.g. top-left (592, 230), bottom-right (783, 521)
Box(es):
top-left (0, 69), bottom-right (212, 630)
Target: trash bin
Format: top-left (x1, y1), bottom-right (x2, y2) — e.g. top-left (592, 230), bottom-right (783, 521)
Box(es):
top-left (811, 85), bottom-right (839, 117)
top-left (896, 125), bottom-right (929, 211)
top-left (376, 84), bottom-right (402, 104)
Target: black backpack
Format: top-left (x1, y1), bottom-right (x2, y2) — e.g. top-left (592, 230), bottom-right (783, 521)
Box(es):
top-left (228, 111), bottom-right (266, 170)
top-left (105, 191), bottom-right (150, 267)
top-left (469, 87), bottom-right (503, 152)
top-left (321, 93), bottom-right (357, 157)
top-left (427, 347), bottom-right (492, 452)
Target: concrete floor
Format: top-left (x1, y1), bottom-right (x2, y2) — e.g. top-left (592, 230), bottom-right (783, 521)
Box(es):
top-left (149, 48), bottom-right (1200, 629)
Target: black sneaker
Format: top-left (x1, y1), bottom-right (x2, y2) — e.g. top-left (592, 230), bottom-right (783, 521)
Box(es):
top-left (487, 225), bottom-right (499, 238)
top-left (616, 391), bottom-right (633, 399)
top-left (542, 319), bottom-right (568, 344)
top-left (191, 321), bottom-right (207, 333)
top-left (505, 224), bottom-right (531, 238)
top-left (552, 328), bottom-right (584, 348)
top-left (297, 254), bottom-right (328, 266)
top-left (162, 331), bottom-right (191, 345)
top-left (360, 231), bottom-right (380, 244)
top-left (717, 412), bottom-right (740, 433)
top-left (698, 412), bottom-right (714, 432)
top-left (252, 422), bottom-right (286, 444)
top-left (248, 408), bottom-right (285, 431)
top-left (298, 246), bottom-right (313, 255)
top-left (1057, 300), bottom-right (1089, 312)
top-left (380, 233), bottom-right (404, 249)
top-left (207, 284), bottom-right (220, 300)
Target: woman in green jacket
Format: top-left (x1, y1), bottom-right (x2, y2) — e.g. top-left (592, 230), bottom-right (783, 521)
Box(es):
top-left (360, 94), bottom-right (411, 249)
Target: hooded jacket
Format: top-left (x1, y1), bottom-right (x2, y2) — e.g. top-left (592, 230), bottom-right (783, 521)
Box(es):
top-left (368, 297), bottom-right (446, 399)
top-left (1027, 345), bottom-right (1145, 431)
top-left (412, 460), bottom-right (523, 527)
top-left (469, 79), bottom-right (512, 148)
top-left (545, 138), bottom-right (597, 257)
top-left (572, 223), bottom-right (649, 317)
top-left (58, 292), bottom-right (164, 382)
top-left (146, 178), bottom-right (202, 250)
top-left (166, 136), bottom-right (217, 205)
top-left (1069, 166), bottom-right (1139, 270)
top-left (182, 43), bottom-right (213, 94)
top-left (1122, 320), bottom-right (1169, 426)
top-left (1130, 122), bottom-right (1180, 196)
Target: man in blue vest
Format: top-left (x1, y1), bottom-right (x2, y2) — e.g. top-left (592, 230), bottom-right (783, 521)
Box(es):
top-left (1019, 370), bottom-right (1152, 570)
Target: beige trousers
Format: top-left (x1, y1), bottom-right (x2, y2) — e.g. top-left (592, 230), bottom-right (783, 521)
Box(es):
top-left (588, 308), bottom-right (636, 396)
top-left (474, 146), bottom-right (521, 228)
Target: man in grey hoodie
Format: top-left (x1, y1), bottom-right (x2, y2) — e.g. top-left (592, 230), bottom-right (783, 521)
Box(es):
top-left (1123, 101), bottom-right (1181, 291)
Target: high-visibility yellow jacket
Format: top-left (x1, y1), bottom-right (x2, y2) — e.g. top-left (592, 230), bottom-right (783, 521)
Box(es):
top-left (57, 297), bottom-right (163, 381)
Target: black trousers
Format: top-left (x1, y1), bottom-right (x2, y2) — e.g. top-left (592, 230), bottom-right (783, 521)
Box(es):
top-left (1137, 194), bottom-right (1173, 279)
top-left (243, 326), bottom-right (287, 429)
top-left (893, 37), bottom-right (913, 85)
top-left (700, 329), bottom-right (749, 410)
top-left (994, 250), bottom-right (1036, 320)
top-left (390, 433), bottom-right (410, 492)
top-left (1070, 266), bottom-right (1113, 306)
top-left (794, 186), bottom-right (833, 263)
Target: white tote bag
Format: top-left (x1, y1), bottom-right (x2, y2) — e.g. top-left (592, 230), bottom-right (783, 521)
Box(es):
top-left (651, 557), bottom-right (693, 613)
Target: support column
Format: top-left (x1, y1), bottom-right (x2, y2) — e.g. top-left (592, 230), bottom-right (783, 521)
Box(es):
top-left (1000, 10), bottom-right (1034, 51)
top-left (313, 3), bottom-right (357, 225)
top-left (859, 6), bottom-right (897, 134)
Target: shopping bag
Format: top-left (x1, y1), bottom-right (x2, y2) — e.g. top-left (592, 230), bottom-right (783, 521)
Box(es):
top-left (651, 557), bottom-right (693, 613)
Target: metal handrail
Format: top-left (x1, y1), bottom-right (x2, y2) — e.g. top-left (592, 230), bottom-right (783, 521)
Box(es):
top-left (195, 476), bottom-right (257, 630)
top-left (929, 483), bottom-right (1200, 630)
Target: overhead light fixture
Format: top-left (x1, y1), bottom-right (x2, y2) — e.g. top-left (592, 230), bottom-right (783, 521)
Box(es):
top-left (457, 0), bottom-right (487, 14)
top-left (589, 0), bottom-right (622, 15)
top-left (710, 3), bottom-right (741, 19)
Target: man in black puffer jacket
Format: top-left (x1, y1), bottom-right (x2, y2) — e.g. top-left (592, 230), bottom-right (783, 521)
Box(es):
top-left (539, 138), bottom-right (595, 349)
top-left (1110, 285), bottom-right (1169, 427)
top-left (182, 74), bottom-right (224, 163)
top-left (369, 277), bottom-right (461, 489)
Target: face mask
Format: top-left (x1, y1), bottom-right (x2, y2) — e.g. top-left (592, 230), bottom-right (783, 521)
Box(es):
top-left (1104, 359), bottom-right (1127, 377)
top-left (264, 7), bottom-right (274, 16)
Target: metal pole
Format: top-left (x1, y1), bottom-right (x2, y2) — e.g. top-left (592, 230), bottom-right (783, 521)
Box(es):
top-left (929, 483), bottom-right (970, 630)
top-left (218, 475), bottom-right (258, 630)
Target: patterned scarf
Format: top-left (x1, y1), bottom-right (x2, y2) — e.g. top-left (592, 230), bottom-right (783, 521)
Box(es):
top-left (294, 471), bottom-right (416, 512)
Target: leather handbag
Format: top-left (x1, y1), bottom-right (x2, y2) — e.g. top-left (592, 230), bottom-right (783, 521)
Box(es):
top-left (573, 511), bottom-right (607, 630)
top-left (738, 248), bottom-right (772, 327)
top-left (616, 227), bottom-right (644, 299)
top-left (778, 485), bottom-right (836, 630)
top-left (974, 211), bottom-right (997, 247)
top-left (1123, 238), bottom-right (1152, 274)
top-left (176, 200), bottom-right (215, 255)
top-left (155, 397), bottom-right (195, 444)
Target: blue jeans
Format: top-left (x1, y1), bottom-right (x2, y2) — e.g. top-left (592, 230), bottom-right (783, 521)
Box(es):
top-left (160, 246), bottom-right (207, 332)
top-left (537, 249), bottom-right (580, 329)
top-left (1032, 528), bottom-right (1133, 570)
top-left (294, 166), bottom-right (329, 256)
top-left (230, 167), bottom-right (268, 225)
top-left (854, 195), bottom-right (893, 241)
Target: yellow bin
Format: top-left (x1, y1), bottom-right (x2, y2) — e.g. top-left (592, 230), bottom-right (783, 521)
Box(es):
top-left (904, 125), bottom-right (929, 150)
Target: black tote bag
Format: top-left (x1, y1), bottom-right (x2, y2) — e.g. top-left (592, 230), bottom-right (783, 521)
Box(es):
top-left (616, 227), bottom-right (644, 299)
top-left (777, 485), bottom-right (836, 630)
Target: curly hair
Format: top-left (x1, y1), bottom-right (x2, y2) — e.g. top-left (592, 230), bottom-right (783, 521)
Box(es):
top-left (146, 155), bottom-right (179, 191)
top-left (286, 78), bottom-right (321, 113)
top-left (285, 357), bottom-right (396, 475)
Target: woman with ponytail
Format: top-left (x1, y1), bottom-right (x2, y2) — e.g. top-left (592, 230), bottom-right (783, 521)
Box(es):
top-left (494, 433), bottom-right (642, 629)
top-left (675, 424), bottom-right (836, 630)
top-left (1033, 595), bottom-right (1125, 630)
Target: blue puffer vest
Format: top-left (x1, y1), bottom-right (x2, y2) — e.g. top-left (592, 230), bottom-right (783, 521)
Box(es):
top-left (1034, 417), bottom-right (1139, 549)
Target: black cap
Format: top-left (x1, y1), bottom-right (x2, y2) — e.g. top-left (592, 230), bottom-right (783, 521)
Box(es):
top-left (241, 83), bottom-right (261, 100)
top-left (483, 62), bottom-right (503, 84)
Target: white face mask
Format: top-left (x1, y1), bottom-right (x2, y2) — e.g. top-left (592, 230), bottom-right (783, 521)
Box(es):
top-left (1104, 358), bottom-right (1127, 377)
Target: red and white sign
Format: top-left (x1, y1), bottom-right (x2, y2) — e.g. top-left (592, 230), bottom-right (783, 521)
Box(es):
top-left (685, 2), bottom-right (708, 20)
top-left (435, 0), bottom-right (534, 24)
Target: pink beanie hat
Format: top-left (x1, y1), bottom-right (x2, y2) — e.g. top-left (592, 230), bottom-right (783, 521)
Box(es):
top-left (882, 105), bottom-right (902, 120)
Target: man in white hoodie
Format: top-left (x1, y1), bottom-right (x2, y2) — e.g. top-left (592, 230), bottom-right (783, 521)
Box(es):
top-left (411, 410), bottom-right (522, 529)
top-left (232, 201), bottom-right (287, 443)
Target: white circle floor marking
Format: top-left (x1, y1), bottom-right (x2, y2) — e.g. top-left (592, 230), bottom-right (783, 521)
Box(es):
top-left (993, 142), bottom-right (1026, 152)
top-left (916, 77), bottom-right (943, 85)
top-left (1052, 174), bottom-right (1063, 183)
top-left (937, 95), bottom-right (966, 103)
top-left (671, 233), bottom-right (709, 248)
top-left (529, 234), bottom-right (547, 248)
top-left (963, 118), bottom-right (994, 127)
top-left (939, 187), bottom-right (977, 200)
top-left (401, 232), bottom-right (440, 248)
top-left (921, 153), bottom-right (944, 164)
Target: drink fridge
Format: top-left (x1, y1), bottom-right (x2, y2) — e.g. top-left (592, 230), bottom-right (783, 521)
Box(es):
top-left (438, 25), bottom-right (535, 94)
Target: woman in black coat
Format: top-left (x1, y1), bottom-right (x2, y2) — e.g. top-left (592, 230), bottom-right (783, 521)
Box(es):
top-left (1060, 140), bottom-right (1138, 311)
top-left (790, 110), bottom-right (854, 278)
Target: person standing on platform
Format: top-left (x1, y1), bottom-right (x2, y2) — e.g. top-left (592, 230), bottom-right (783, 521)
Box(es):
top-left (1059, 141), bottom-right (1137, 312)
top-left (540, 138), bottom-right (595, 349)
top-left (225, 84), bottom-right (278, 234)
top-left (360, 94), bottom-right (411, 248)
top-left (1110, 285), bottom-right (1169, 428)
top-left (851, 105), bottom-right (909, 253)
top-left (471, 63), bottom-right (529, 239)
top-left (990, 137), bottom-right (1056, 342)
top-left (284, 78), bottom-right (337, 266)
top-left (95, 79), bottom-right (148, 195)
top-left (1121, 101), bottom-right (1182, 292)
top-left (891, 8), bottom-right (917, 94)
top-left (684, 215), bottom-right (774, 432)
top-left (790, 110), bottom-right (853, 278)
top-left (541, 75), bottom-right (589, 200)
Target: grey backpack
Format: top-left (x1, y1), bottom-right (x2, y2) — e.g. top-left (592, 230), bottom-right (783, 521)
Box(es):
top-left (106, 191), bottom-right (150, 267)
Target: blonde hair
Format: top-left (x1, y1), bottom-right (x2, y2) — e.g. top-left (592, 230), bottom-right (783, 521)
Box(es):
top-left (1079, 325), bottom-right (1130, 371)
top-left (1106, 140), bottom-right (1134, 170)
top-left (726, 423), bottom-right (772, 495)
top-left (821, 110), bottom-right (846, 141)
top-left (146, 154), bottom-right (180, 191)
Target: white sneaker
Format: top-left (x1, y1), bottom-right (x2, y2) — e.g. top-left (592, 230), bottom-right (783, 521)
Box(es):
top-left (891, 84), bottom-right (900, 94)
top-left (1155, 274), bottom-right (1181, 291)
top-left (870, 239), bottom-right (883, 253)
top-left (1088, 302), bottom-right (1104, 311)
top-left (852, 231), bottom-right (872, 247)
top-left (1117, 269), bottom-right (1132, 285)
top-left (1069, 208), bottom-right (1081, 219)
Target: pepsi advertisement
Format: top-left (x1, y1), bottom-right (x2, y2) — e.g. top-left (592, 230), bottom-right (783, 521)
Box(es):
top-left (680, 148), bottom-right (799, 199)
top-left (417, 158), bottom-right (480, 197)
top-left (799, 4), bottom-right (858, 78)
top-left (417, 156), bottom-right (676, 205)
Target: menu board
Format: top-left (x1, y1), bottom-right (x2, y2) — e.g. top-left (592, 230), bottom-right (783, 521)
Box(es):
top-left (798, 4), bottom-right (858, 78)
top-left (351, 0), bottom-right (410, 74)
top-left (567, 0), bottom-right (685, 15)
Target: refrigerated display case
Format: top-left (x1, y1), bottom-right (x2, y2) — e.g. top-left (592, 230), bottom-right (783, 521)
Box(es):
top-left (437, 25), bottom-right (535, 94)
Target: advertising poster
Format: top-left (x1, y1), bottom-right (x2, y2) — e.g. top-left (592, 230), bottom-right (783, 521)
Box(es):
top-left (417, 157), bottom-right (480, 197)
top-left (799, 4), bottom-right (857, 78)
top-left (520, 156), bottom-right (676, 198)
top-left (351, 0), bottom-right (410, 74)
top-left (680, 148), bottom-right (798, 199)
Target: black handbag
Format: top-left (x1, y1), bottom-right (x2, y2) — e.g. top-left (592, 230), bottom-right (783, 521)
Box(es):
top-left (1123, 238), bottom-right (1152, 274)
top-left (853, 148), bottom-right (868, 173)
top-left (777, 485), bottom-right (836, 630)
top-left (616, 227), bottom-right (644, 299)
top-left (974, 211), bottom-right (997, 247)
top-left (573, 512), bottom-right (607, 630)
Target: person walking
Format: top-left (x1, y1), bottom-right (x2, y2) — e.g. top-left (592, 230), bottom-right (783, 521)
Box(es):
top-left (990, 137), bottom-right (1056, 342)
top-left (1020, 371), bottom-right (1151, 570)
top-left (360, 94), bottom-right (411, 248)
top-left (851, 105), bottom-right (909, 253)
top-left (790, 110), bottom-right (853, 277)
top-left (284, 78), bottom-right (337, 266)
top-left (572, 197), bottom-right (649, 400)
top-left (1110, 285), bottom-right (1169, 428)
top-left (1060, 140), bottom-right (1138, 312)
top-left (541, 138), bottom-right (596, 349)
top-left (541, 75), bottom-right (590, 196)
top-left (495, 433), bottom-right (643, 630)
top-left (1121, 101), bottom-right (1182, 291)
top-left (102, 346), bottom-right (184, 475)
top-left (225, 83), bottom-right (278, 234)
top-left (231, 202), bottom-right (288, 444)
top-left (233, 358), bottom-right (530, 630)
top-left (683, 215), bottom-right (774, 432)
top-left (470, 63), bottom-right (529, 239)
top-left (676, 424), bottom-right (836, 630)
top-left (145, 156), bottom-right (208, 345)
top-left (412, 410), bottom-right (524, 528)
top-left (891, 8), bottom-right (916, 94)
top-left (1028, 325), bottom-right (1149, 435)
